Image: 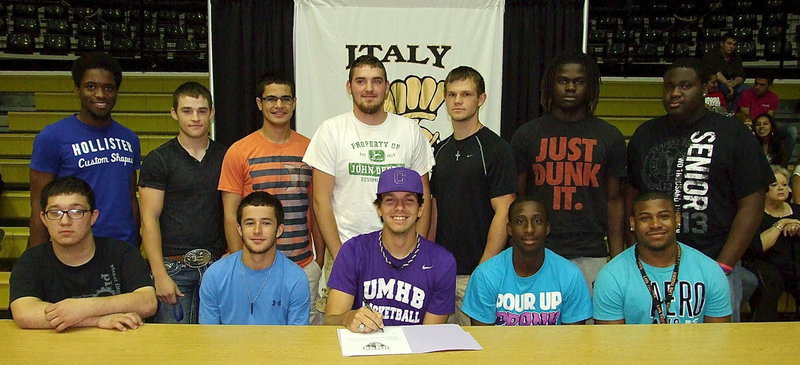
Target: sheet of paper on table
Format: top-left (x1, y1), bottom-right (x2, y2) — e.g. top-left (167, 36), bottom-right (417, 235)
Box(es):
top-left (337, 324), bottom-right (482, 357)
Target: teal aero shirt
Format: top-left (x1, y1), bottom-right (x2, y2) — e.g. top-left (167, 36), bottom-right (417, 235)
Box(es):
top-left (593, 243), bottom-right (731, 324)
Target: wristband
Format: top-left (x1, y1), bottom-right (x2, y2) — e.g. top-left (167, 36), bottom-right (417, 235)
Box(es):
top-left (718, 262), bottom-right (733, 275)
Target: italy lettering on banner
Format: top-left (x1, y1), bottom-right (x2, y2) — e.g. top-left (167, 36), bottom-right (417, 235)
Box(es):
top-left (531, 137), bottom-right (601, 210)
top-left (294, 0), bottom-right (505, 143)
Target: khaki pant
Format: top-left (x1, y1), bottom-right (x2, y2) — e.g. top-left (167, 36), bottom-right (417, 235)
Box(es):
top-left (447, 275), bottom-right (472, 326)
top-left (302, 260), bottom-right (323, 325)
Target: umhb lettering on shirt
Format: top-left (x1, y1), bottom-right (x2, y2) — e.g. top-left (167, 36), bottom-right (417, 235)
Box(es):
top-left (532, 137), bottom-right (600, 210)
top-left (495, 291), bottom-right (563, 326)
top-left (647, 281), bottom-right (707, 324)
top-left (363, 278), bottom-right (426, 324)
top-left (674, 131), bottom-right (714, 235)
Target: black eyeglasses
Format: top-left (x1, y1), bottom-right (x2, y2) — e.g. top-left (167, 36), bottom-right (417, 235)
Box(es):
top-left (259, 95), bottom-right (294, 105)
top-left (44, 209), bottom-right (91, 220)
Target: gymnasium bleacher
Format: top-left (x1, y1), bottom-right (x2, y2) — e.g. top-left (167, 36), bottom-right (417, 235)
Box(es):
top-left (0, 0), bottom-right (211, 312)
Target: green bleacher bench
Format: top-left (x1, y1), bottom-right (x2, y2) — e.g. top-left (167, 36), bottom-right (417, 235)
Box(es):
top-left (0, 271), bottom-right (9, 310)
top-left (8, 112), bottom-right (178, 134)
top-left (0, 160), bottom-right (29, 186)
top-left (0, 227), bottom-right (27, 260)
top-left (1, 191), bottom-right (144, 221)
top-left (0, 73), bottom-right (209, 93)
top-left (35, 93), bottom-right (175, 113)
top-left (0, 134), bottom-right (172, 158)
top-left (595, 98), bottom-right (663, 117)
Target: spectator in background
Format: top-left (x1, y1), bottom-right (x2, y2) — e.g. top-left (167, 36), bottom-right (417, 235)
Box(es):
top-left (747, 165), bottom-right (800, 321)
top-left (754, 114), bottom-right (789, 167)
top-left (704, 73), bottom-right (729, 113)
top-left (28, 52), bottom-right (140, 248)
top-left (739, 72), bottom-right (779, 120)
top-left (739, 72), bottom-right (796, 164)
top-left (702, 32), bottom-right (748, 112)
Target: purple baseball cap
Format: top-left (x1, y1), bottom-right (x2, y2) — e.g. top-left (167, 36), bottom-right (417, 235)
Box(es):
top-left (377, 167), bottom-right (423, 195)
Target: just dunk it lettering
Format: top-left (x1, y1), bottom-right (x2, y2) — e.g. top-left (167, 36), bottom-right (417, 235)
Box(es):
top-left (531, 137), bottom-right (601, 210)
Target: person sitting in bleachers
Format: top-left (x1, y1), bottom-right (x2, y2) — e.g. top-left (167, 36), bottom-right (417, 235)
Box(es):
top-left (747, 165), bottom-right (800, 321)
top-left (704, 73), bottom-right (729, 114)
top-left (754, 113), bottom-right (789, 167)
top-left (738, 71), bottom-right (779, 120)
top-left (702, 32), bottom-right (748, 112)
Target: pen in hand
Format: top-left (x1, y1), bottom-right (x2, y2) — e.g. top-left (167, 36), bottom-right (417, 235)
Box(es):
top-left (362, 299), bottom-right (384, 333)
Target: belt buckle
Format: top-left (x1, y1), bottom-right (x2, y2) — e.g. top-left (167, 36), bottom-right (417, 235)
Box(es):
top-left (183, 248), bottom-right (212, 268)
top-left (315, 286), bottom-right (329, 313)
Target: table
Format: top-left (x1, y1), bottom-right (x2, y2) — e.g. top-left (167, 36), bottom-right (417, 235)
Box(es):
top-left (1, 320), bottom-right (798, 364)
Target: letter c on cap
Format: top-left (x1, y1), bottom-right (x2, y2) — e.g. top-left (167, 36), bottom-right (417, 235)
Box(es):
top-left (393, 171), bottom-right (406, 184)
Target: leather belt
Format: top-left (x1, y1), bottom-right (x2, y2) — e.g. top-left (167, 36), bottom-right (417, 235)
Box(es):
top-left (166, 254), bottom-right (187, 262)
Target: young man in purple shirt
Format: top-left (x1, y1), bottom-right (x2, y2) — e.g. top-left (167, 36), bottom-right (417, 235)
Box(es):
top-left (324, 167), bottom-right (456, 333)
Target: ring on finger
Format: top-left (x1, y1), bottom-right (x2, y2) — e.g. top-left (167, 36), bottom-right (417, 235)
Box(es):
top-left (358, 323), bottom-right (366, 332)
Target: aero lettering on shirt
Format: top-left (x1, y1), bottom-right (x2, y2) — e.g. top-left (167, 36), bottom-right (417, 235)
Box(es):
top-left (647, 280), bottom-right (708, 323)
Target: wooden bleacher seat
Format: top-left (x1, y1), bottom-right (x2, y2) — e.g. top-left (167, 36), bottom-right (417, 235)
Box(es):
top-left (8, 112), bottom-right (178, 134)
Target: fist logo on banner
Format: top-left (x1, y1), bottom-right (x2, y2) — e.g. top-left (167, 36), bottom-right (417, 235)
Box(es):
top-left (384, 75), bottom-right (446, 145)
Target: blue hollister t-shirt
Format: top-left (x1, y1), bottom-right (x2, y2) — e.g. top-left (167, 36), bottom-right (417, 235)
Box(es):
top-left (461, 247), bottom-right (592, 325)
top-left (593, 242), bottom-right (731, 324)
top-left (30, 115), bottom-right (140, 245)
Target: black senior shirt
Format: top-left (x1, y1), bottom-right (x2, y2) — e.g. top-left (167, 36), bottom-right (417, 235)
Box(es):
top-left (627, 111), bottom-right (773, 259)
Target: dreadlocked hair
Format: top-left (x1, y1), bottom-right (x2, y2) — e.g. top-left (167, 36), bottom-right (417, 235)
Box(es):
top-left (539, 50), bottom-right (601, 116)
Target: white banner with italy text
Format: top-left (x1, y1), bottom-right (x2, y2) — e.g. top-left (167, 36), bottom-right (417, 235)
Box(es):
top-left (293, 0), bottom-right (505, 145)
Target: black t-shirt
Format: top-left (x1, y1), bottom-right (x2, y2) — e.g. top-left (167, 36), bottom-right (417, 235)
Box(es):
top-left (748, 204), bottom-right (800, 272)
top-left (702, 49), bottom-right (745, 80)
top-left (511, 114), bottom-right (627, 258)
top-left (9, 237), bottom-right (154, 305)
top-left (627, 111), bottom-right (774, 259)
top-left (138, 138), bottom-right (227, 258)
top-left (431, 127), bottom-right (517, 275)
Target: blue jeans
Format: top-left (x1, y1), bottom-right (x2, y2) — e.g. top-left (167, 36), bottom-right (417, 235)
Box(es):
top-left (716, 81), bottom-right (750, 113)
top-left (728, 262), bottom-right (758, 322)
top-left (153, 258), bottom-right (206, 324)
